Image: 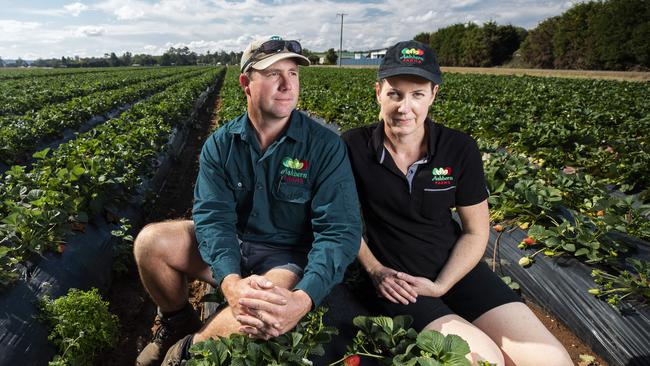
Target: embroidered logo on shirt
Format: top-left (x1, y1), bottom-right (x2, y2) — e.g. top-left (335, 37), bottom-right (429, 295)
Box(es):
top-left (431, 166), bottom-right (454, 185)
top-left (280, 156), bottom-right (309, 184)
top-left (400, 48), bottom-right (425, 64)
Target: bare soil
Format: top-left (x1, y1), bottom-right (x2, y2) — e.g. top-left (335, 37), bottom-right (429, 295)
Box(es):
top-left (100, 90), bottom-right (607, 365)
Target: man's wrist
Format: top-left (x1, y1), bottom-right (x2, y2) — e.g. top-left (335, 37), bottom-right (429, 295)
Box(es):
top-left (220, 273), bottom-right (242, 300)
top-left (291, 289), bottom-right (313, 314)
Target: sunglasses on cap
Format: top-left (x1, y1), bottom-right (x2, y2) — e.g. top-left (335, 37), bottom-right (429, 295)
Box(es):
top-left (241, 39), bottom-right (303, 72)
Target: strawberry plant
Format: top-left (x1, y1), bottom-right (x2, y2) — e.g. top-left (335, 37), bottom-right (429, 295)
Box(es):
top-left (334, 315), bottom-right (495, 366)
top-left (186, 306), bottom-right (337, 365)
top-left (39, 288), bottom-right (119, 366)
top-left (590, 258), bottom-right (650, 307)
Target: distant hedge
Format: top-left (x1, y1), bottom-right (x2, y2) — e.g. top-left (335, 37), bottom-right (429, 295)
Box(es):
top-left (414, 22), bottom-right (527, 68)
top-left (520, 0), bottom-right (649, 70)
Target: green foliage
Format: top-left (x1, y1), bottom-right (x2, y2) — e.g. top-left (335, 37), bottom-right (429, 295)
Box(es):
top-left (413, 32), bottom-right (431, 45)
top-left (186, 307), bottom-right (337, 365)
top-left (40, 288), bottom-right (119, 366)
top-left (341, 315), bottom-right (492, 366)
top-left (520, 0), bottom-right (650, 70)
top-left (0, 67), bottom-right (207, 165)
top-left (428, 22), bottom-right (526, 67)
top-left (325, 48), bottom-right (338, 65)
top-left (0, 66), bottom-right (226, 287)
top-left (110, 217), bottom-right (134, 276)
top-left (590, 258), bottom-right (650, 307)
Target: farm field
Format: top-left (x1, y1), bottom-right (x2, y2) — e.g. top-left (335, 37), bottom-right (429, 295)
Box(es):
top-left (1, 65), bottom-right (648, 365)
top-left (0, 66), bottom-right (225, 287)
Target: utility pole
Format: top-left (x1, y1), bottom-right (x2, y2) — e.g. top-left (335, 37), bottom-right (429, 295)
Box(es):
top-left (337, 13), bottom-right (347, 67)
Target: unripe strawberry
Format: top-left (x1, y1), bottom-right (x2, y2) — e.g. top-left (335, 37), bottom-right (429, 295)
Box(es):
top-left (519, 222), bottom-right (529, 230)
top-left (344, 355), bottom-right (360, 366)
top-left (596, 210), bottom-right (605, 217)
top-left (518, 257), bottom-right (532, 267)
top-left (588, 288), bottom-right (600, 295)
top-left (57, 244), bottom-right (65, 253)
top-left (493, 224), bottom-right (504, 232)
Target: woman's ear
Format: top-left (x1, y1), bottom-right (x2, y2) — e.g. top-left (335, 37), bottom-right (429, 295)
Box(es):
top-left (431, 84), bottom-right (440, 103)
top-left (375, 81), bottom-right (382, 102)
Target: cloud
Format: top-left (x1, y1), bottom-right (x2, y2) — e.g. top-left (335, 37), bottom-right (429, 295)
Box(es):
top-left (77, 25), bottom-right (106, 37)
top-left (404, 10), bottom-right (436, 23)
top-left (63, 2), bottom-right (89, 17)
top-left (1, 0), bottom-right (581, 58)
top-left (115, 5), bottom-right (147, 20)
top-left (0, 20), bottom-right (40, 34)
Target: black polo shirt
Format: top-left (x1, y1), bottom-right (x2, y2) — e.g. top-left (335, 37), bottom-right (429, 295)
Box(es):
top-left (341, 118), bottom-right (489, 279)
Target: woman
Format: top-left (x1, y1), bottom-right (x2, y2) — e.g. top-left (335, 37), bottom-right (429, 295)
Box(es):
top-left (341, 41), bottom-right (572, 366)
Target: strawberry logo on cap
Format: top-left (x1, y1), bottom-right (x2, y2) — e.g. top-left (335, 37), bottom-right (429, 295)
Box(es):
top-left (399, 47), bottom-right (425, 63)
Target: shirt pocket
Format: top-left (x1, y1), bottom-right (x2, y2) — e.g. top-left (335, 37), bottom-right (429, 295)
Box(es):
top-left (420, 186), bottom-right (456, 220)
top-left (271, 181), bottom-right (312, 231)
top-left (226, 174), bottom-right (253, 208)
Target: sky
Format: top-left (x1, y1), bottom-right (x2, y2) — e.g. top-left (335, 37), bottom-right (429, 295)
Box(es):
top-left (0, 0), bottom-right (582, 60)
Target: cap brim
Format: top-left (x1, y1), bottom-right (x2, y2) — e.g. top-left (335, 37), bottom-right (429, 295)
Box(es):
top-left (378, 67), bottom-right (443, 85)
top-left (250, 52), bottom-right (310, 71)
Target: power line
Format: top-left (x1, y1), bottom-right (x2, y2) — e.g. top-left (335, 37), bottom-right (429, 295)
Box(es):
top-left (337, 13), bottom-right (347, 67)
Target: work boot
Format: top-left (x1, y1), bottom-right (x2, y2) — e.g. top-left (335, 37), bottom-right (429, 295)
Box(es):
top-left (136, 303), bottom-right (202, 366)
top-left (161, 334), bottom-right (194, 366)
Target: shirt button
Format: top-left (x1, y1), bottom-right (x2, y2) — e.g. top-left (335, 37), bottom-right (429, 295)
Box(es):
top-left (237, 182), bottom-right (243, 188)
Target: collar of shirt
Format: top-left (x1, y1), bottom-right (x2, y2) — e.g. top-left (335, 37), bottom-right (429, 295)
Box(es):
top-left (228, 110), bottom-right (307, 147)
top-left (369, 117), bottom-right (439, 163)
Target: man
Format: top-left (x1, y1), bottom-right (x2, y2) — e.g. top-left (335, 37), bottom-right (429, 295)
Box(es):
top-left (134, 35), bottom-right (362, 366)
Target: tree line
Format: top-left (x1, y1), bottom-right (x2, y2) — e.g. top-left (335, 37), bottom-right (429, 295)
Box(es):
top-left (414, 22), bottom-right (527, 68)
top-left (0, 46), bottom-right (328, 68)
top-left (0, 47), bottom-right (244, 68)
top-left (520, 0), bottom-right (649, 70)
top-left (414, 0), bottom-right (647, 71)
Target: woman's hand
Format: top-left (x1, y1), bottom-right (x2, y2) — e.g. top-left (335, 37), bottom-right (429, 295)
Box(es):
top-left (368, 265), bottom-right (418, 304)
top-left (395, 272), bottom-right (449, 298)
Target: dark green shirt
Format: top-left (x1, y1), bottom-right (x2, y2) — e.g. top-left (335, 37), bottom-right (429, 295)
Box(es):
top-left (193, 110), bottom-right (362, 305)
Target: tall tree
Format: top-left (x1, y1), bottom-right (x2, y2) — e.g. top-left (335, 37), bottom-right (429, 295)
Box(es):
top-left (325, 48), bottom-right (338, 65)
top-left (413, 32), bottom-right (431, 45)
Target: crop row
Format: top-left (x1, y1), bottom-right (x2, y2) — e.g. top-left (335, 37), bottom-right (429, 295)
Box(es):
top-left (0, 67), bottom-right (209, 165)
top-left (0, 66), bottom-right (197, 116)
top-left (0, 67), bottom-right (226, 286)
top-left (0, 66), bottom-right (142, 81)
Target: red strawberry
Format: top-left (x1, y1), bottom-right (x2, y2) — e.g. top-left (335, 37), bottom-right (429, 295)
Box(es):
top-left (344, 355), bottom-right (360, 366)
top-left (523, 237), bottom-right (536, 245)
top-left (493, 224), bottom-right (504, 232)
top-left (596, 210), bottom-right (605, 217)
top-left (57, 244), bottom-right (66, 253)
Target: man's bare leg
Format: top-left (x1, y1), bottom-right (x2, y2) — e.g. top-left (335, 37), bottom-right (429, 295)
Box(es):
top-left (133, 220), bottom-right (216, 313)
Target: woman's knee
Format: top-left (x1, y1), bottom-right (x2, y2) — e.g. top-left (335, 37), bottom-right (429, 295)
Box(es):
top-left (473, 302), bottom-right (571, 366)
top-left (425, 315), bottom-right (505, 365)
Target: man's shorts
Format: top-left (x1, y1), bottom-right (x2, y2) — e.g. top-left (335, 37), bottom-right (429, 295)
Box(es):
top-left (373, 261), bottom-right (522, 330)
top-left (240, 241), bottom-right (310, 278)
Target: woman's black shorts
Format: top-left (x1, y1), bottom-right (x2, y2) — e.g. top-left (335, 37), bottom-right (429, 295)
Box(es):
top-left (373, 261), bottom-right (522, 331)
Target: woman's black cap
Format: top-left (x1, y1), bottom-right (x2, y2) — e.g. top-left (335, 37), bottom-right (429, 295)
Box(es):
top-left (378, 40), bottom-right (443, 85)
